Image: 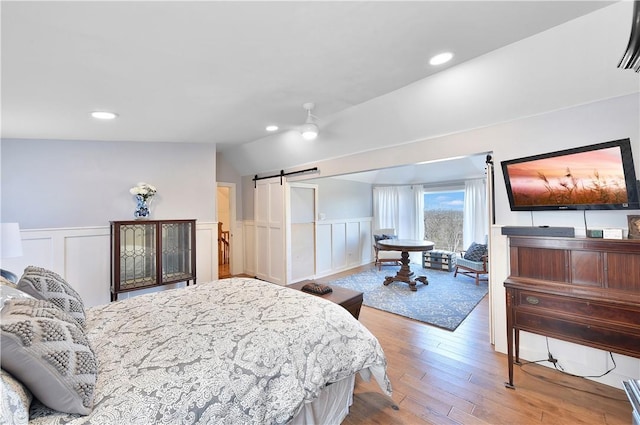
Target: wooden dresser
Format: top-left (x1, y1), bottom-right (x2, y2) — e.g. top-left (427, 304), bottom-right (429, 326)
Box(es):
top-left (504, 236), bottom-right (640, 388)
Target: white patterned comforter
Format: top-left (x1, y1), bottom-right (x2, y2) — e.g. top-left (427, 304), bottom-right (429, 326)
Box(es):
top-left (29, 278), bottom-right (391, 424)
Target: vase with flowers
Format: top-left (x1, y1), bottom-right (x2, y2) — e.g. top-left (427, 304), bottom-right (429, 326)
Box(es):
top-left (130, 182), bottom-right (157, 219)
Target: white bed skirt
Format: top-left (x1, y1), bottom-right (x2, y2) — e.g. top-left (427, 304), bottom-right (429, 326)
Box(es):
top-left (290, 375), bottom-right (356, 425)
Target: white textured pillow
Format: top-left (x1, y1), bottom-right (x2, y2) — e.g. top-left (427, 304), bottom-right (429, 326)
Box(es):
top-left (17, 266), bottom-right (86, 328)
top-left (0, 368), bottom-right (32, 425)
top-left (0, 298), bottom-right (97, 415)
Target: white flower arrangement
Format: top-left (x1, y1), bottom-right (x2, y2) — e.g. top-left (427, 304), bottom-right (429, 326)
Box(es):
top-left (129, 182), bottom-right (157, 201)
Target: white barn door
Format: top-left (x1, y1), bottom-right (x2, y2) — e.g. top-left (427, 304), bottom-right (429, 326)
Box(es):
top-left (254, 177), bottom-right (286, 285)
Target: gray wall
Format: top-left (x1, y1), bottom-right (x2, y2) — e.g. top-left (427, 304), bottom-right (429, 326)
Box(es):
top-left (216, 152), bottom-right (243, 220)
top-left (306, 178), bottom-right (372, 220)
top-left (241, 175), bottom-right (255, 221)
top-left (1, 139), bottom-right (217, 229)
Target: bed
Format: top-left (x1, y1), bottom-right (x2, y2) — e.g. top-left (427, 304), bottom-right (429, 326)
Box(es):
top-left (1, 270), bottom-right (391, 425)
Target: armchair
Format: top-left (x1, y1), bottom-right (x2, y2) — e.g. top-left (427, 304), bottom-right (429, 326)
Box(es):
top-left (454, 242), bottom-right (488, 285)
top-left (373, 228), bottom-right (401, 270)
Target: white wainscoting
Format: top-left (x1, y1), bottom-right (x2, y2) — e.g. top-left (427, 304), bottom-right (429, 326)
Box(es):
top-left (2, 222), bottom-right (218, 308)
top-left (242, 217), bottom-right (373, 282)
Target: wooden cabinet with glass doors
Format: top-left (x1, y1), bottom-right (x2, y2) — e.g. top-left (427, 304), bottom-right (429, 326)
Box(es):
top-left (110, 219), bottom-right (196, 301)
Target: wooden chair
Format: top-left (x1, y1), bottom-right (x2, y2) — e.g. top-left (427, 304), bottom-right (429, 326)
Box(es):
top-left (373, 228), bottom-right (402, 270)
top-left (454, 242), bottom-right (488, 285)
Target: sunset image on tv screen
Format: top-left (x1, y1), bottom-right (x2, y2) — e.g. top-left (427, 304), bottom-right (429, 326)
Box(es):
top-left (506, 147), bottom-right (628, 207)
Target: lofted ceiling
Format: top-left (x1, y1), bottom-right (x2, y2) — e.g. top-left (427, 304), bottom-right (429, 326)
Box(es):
top-left (1, 0), bottom-right (615, 156)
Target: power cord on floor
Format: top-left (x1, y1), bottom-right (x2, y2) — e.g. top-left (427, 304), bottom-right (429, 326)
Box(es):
top-left (543, 338), bottom-right (617, 379)
top-left (515, 338), bottom-right (562, 368)
top-left (516, 338), bottom-right (624, 401)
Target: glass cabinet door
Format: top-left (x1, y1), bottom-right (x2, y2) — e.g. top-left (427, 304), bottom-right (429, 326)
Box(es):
top-left (161, 221), bottom-right (193, 283)
top-left (111, 219), bottom-right (196, 301)
top-left (119, 222), bottom-right (157, 290)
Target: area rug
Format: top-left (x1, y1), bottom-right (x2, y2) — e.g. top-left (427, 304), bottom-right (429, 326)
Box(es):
top-left (328, 264), bottom-right (488, 331)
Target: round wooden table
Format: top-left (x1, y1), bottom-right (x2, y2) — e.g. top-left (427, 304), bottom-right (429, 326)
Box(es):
top-left (376, 239), bottom-right (435, 291)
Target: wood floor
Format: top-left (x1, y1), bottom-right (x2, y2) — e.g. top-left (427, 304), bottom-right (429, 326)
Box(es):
top-left (313, 265), bottom-right (632, 425)
top-left (219, 262), bottom-right (231, 279)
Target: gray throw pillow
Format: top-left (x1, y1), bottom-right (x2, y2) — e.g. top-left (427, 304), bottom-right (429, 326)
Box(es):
top-left (0, 368), bottom-right (32, 425)
top-left (463, 242), bottom-right (487, 262)
top-left (0, 298), bottom-right (96, 415)
top-left (17, 266), bottom-right (86, 328)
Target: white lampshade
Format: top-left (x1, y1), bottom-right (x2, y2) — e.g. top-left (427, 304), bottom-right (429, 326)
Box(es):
top-left (1, 223), bottom-right (23, 259)
top-left (300, 102), bottom-right (319, 140)
top-left (301, 122), bottom-right (319, 140)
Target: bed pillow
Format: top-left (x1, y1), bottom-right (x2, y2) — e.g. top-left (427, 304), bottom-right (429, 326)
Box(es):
top-left (0, 285), bottom-right (35, 311)
top-left (17, 266), bottom-right (86, 328)
top-left (1, 275), bottom-right (16, 287)
top-left (0, 298), bottom-right (96, 415)
top-left (463, 242), bottom-right (487, 262)
top-left (1, 368), bottom-right (32, 425)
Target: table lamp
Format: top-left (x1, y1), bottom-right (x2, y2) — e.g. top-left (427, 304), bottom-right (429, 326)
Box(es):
top-left (1, 222), bottom-right (23, 283)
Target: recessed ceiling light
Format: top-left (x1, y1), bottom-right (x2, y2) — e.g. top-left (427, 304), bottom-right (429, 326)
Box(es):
top-left (91, 111), bottom-right (118, 120)
top-left (429, 52), bottom-right (453, 66)
top-left (266, 125), bottom-right (279, 132)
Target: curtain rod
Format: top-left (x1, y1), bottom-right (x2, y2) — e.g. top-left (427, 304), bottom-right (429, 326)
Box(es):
top-left (253, 167), bottom-right (319, 187)
top-left (372, 177), bottom-right (483, 189)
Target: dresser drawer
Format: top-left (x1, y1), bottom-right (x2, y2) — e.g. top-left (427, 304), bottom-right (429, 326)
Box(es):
top-left (514, 310), bottom-right (640, 357)
top-left (515, 290), bottom-right (640, 327)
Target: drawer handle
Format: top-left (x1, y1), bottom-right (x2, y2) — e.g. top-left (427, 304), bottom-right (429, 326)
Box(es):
top-left (525, 296), bottom-right (540, 305)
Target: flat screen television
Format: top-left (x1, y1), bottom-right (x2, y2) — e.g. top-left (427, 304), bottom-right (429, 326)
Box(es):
top-left (501, 139), bottom-right (640, 211)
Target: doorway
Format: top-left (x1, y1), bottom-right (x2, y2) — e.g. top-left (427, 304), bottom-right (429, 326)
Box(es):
top-left (217, 183), bottom-right (236, 278)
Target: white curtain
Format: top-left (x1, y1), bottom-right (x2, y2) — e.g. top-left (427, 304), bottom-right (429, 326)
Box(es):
top-left (463, 178), bottom-right (488, 248)
top-left (373, 185), bottom-right (424, 263)
top-left (373, 187), bottom-right (399, 231)
top-left (406, 185), bottom-right (425, 263)
top-left (412, 185), bottom-right (425, 241)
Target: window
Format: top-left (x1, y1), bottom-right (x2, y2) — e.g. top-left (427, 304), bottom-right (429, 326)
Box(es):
top-left (424, 190), bottom-right (464, 251)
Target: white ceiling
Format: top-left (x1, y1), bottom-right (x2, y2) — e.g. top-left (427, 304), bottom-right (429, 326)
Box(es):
top-left (1, 1), bottom-right (615, 154)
